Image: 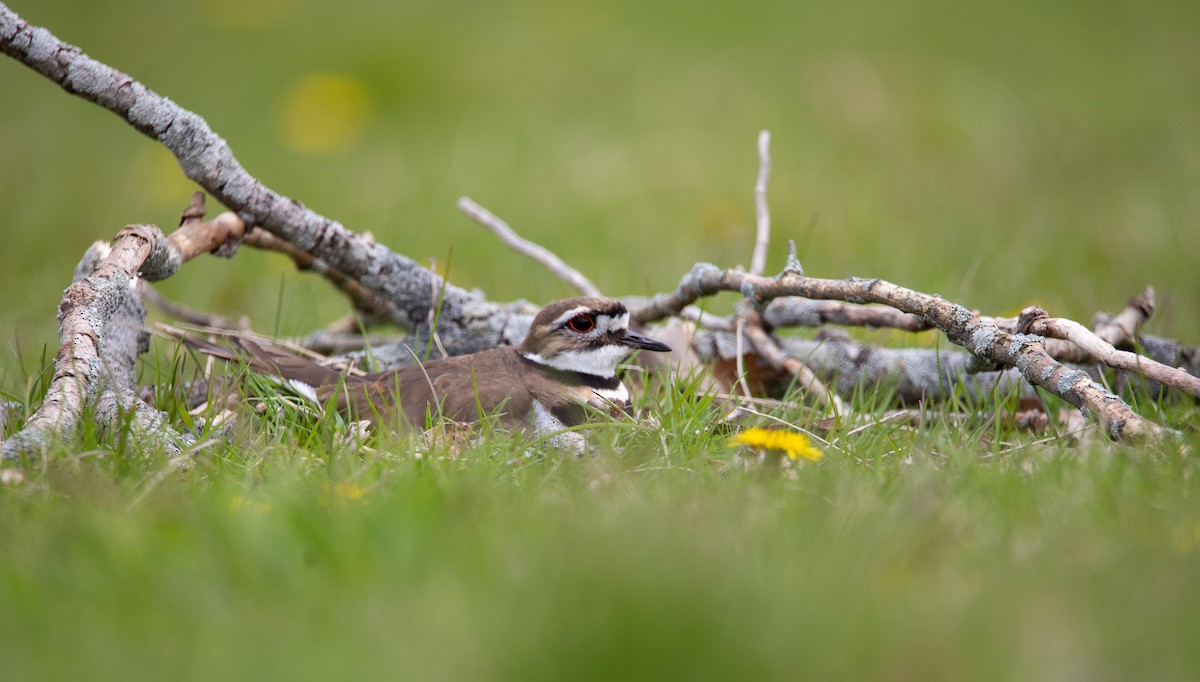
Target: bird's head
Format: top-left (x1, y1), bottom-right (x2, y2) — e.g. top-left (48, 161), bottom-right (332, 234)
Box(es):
top-left (520, 297), bottom-right (671, 378)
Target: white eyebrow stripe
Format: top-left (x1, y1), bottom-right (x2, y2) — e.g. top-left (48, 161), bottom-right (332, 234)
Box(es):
top-left (549, 307), bottom-right (593, 328)
top-left (549, 309), bottom-right (629, 334)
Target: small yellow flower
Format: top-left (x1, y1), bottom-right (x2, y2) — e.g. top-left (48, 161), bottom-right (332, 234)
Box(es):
top-left (229, 495), bottom-right (272, 514)
top-left (320, 481), bottom-right (369, 507)
top-left (330, 481), bottom-right (367, 501)
top-left (731, 427), bottom-right (824, 462)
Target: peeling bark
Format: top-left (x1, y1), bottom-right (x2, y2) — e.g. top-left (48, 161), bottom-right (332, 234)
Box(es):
top-left (3, 229), bottom-right (166, 458)
top-left (2, 198), bottom-right (250, 459)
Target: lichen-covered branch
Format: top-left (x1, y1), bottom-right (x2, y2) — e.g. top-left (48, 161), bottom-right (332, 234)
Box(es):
top-left (1018, 306), bottom-right (1200, 399)
top-left (0, 4), bottom-right (529, 353)
top-left (1094, 287), bottom-right (1155, 348)
top-left (4, 226), bottom-right (162, 458)
top-left (1123, 333), bottom-right (1200, 396)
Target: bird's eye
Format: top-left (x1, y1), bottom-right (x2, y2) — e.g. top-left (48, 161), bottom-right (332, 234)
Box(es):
top-left (567, 315), bottom-right (596, 333)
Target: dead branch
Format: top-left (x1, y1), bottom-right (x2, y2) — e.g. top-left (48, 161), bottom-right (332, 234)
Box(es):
top-left (728, 132), bottom-right (842, 416)
top-left (634, 254), bottom-right (1166, 441)
top-left (2, 206), bottom-right (241, 458)
top-left (166, 193), bottom-right (248, 266)
top-left (11, 235), bottom-right (154, 457)
top-left (458, 197), bottom-right (602, 297)
top-left (770, 287), bottom-right (1185, 401)
top-left (0, 5), bottom-right (534, 354)
top-left (677, 306), bottom-right (736, 331)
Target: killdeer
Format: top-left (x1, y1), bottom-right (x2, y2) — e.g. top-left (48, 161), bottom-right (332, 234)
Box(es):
top-left (178, 297), bottom-right (670, 451)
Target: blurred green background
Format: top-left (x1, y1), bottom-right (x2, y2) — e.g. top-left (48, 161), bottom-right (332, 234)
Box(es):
top-left (2, 0), bottom-right (1197, 370)
top-left (3, 3), bottom-right (1200, 680)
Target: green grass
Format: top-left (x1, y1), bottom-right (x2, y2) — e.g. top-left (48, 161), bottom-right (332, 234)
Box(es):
top-left (3, 0), bottom-right (1200, 678)
top-left (2, 373), bottom-right (1198, 681)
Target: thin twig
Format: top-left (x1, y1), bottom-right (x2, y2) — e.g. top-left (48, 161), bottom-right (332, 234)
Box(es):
top-left (1094, 287), bottom-right (1155, 347)
top-left (734, 316), bottom-right (754, 400)
top-left (750, 130), bottom-right (772, 277)
top-left (458, 196), bottom-right (601, 297)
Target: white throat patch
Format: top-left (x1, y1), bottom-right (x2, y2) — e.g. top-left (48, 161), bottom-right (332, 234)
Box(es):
top-left (523, 343), bottom-right (631, 379)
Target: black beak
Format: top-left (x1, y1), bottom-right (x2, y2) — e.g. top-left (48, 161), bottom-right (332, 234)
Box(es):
top-left (620, 330), bottom-right (671, 352)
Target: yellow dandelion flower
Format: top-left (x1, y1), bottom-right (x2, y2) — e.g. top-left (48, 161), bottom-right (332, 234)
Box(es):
top-left (731, 427), bottom-right (824, 462)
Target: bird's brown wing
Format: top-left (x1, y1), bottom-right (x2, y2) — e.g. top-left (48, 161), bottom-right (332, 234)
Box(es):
top-left (352, 348), bottom-right (535, 429)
